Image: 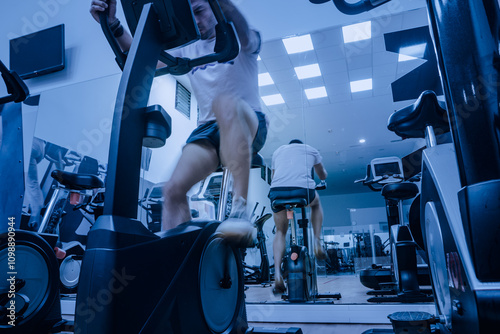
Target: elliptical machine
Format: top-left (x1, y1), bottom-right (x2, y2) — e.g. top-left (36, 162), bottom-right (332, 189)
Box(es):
top-left (75, 1), bottom-right (302, 333)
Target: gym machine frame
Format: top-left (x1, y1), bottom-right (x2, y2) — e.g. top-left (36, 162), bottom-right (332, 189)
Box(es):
top-left (75, 1), bottom-right (302, 333)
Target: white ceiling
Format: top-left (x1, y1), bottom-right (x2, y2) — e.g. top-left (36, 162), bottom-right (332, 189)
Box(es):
top-left (235, 0), bottom-right (431, 195)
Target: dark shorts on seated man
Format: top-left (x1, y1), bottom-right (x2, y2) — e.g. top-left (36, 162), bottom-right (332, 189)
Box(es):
top-left (186, 110), bottom-right (267, 156)
top-left (268, 187), bottom-right (316, 213)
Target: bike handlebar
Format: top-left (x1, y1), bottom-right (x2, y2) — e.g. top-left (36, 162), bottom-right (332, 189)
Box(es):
top-left (99, 0), bottom-right (239, 75)
top-left (0, 59), bottom-right (29, 104)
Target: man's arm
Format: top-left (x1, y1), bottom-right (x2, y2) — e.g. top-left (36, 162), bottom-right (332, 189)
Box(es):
top-left (91, 0), bottom-right (169, 69)
top-left (90, 0), bottom-right (133, 52)
top-left (218, 0), bottom-right (260, 53)
top-left (313, 163), bottom-right (328, 181)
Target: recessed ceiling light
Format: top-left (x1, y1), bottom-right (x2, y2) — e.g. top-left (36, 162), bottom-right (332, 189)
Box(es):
top-left (282, 34), bottom-right (314, 54)
top-left (350, 78), bottom-right (372, 93)
top-left (294, 64), bottom-right (321, 80)
top-left (258, 73), bottom-right (274, 86)
top-left (305, 86), bottom-right (327, 100)
top-left (359, 139), bottom-right (366, 143)
top-left (342, 21), bottom-right (371, 44)
top-left (261, 94), bottom-right (285, 106)
top-left (398, 43), bottom-right (427, 62)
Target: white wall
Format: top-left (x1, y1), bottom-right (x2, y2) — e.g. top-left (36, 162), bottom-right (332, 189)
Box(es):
top-left (1, 0), bottom-right (122, 94)
top-left (320, 191), bottom-right (386, 227)
top-left (1, 0), bottom-right (197, 185)
top-left (144, 76), bottom-right (198, 183)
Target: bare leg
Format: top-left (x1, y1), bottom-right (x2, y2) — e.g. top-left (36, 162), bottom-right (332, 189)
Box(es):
top-left (212, 94), bottom-right (259, 202)
top-left (272, 210), bottom-right (288, 292)
top-left (162, 142), bottom-right (219, 230)
top-left (309, 192), bottom-right (327, 260)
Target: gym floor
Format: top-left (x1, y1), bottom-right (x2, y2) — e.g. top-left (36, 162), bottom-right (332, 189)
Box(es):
top-left (245, 274), bottom-right (370, 304)
top-left (248, 323), bottom-right (392, 333)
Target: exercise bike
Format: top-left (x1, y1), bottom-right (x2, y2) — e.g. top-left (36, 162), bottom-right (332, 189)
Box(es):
top-left (314, 0), bottom-right (500, 332)
top-left (271, 188), bottom-right (342, 303)
top-left (75, 1), bottom-right (302, 333)
top-left (355, 157), bottom-right (433, 303)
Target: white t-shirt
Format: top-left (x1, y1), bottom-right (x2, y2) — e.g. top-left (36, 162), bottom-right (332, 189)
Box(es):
top-left (271, 143), bottom-right (323, 189)
top-left (171, 30), bottom-right (262, 125)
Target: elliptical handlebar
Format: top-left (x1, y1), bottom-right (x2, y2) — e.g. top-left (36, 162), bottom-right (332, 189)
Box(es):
top-left (99, 11), bottom-right (128, 70)
top-left (0, 59), bottom-right (29, 105)
top-left (99, 0), bottom-right (240, 75)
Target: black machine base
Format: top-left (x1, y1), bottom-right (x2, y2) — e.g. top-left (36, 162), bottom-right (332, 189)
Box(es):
top-left (282, 292), bottom-right (342, 302)
top-left (367, 294), bottom-right (434, 303)
top-left (76, 218), bottom-right (249, 334)
top-left (367, 287), bottom-right (433, 296)
top-left (366, 279), bottom-right (433, 303)
top-left (360, 265), bottom-right (431, 291)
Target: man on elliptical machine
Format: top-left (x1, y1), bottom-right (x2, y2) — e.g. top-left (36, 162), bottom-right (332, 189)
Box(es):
top-left (89, 0), bottom-right (268, 248)
top-left (268, 139), bottom-right (328, 294)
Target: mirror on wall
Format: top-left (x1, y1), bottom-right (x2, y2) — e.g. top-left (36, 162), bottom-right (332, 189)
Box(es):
top-left (237, 2), bottom-right (433, 306)
top-left (124, 1), bottom-right (433, 306)
top-left (21, 74), bottom-right (120, 239)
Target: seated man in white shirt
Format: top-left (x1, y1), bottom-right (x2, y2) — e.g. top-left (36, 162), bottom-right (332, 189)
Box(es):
top-left (268, 139), bottom-right (328, 294)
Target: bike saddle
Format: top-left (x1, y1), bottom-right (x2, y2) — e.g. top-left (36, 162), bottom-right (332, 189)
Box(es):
top-left (271, 198), bottom-right (308, 212)
top-left (51, 170), bottom-right (104, 190)
top-left (388, 90), bottom-right (449, 139)
top-left (381, 182), bottom-right (419, 201)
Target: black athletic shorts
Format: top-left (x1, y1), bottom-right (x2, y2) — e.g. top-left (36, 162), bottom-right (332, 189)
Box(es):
top-left (186, 110), bottom-right (267, 156)
top-left (268, 187), bottom-right (316, 213)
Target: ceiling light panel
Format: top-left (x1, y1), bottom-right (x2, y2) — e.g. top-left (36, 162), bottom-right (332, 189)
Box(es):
top-left (350, 78), bottom-right (373, 93)
top-left (342, 21), bottom-right (372, 43)
top-left (258, 73), bottom-right (274, 86)
top-left (282, 34), bottom-right (314, 54)
top-left (261, 94), bottom-right (285, 106)
top-left (294, 64), bottom-right (322, 80)
top-left (305, 87), bottom-right (328, 100)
